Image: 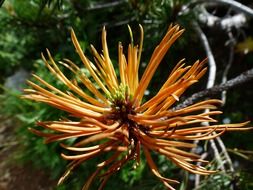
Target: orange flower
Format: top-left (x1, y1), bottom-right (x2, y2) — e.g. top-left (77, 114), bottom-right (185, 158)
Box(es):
top-left (23, 24), bottom-right (250, 190)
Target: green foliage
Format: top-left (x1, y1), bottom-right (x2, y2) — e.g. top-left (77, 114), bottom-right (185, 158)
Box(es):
top-left (195, 172), bottom-right (236, 190)
top-left (13, 0), bottom-right (41, 21)
top-left (39, 0), bottom-right (63, 10)
top-left (194, 170), bottom-right (253, 190)
top-left (0, 63), bottom-right (66, 180)
top-left (0, 0), bottom-right (4, 7)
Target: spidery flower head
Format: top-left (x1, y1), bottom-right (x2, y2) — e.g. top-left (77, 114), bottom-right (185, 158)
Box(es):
top-left (23, 24), bottom-right (250, 190)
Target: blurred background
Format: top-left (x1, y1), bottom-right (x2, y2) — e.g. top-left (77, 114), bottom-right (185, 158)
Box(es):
top-left (0, 0), bottom-right (253, 189)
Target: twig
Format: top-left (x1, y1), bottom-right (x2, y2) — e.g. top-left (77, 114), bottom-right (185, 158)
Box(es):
top-left (216, 137), bottom-right (234, 172)
top-left (192, 22), bottom-right (226, 188)
top-left (0, 141), bottom-right (19, 149)
top-left (185, 0), bottom-right (253, 17)
top-left (102, 17), bottom-right (135, 28)
top-left (198, 8), bottom-right (247, 30)
top-left (194, 152), bottom-right (208, 187)
top-left (174, 67), bottom-right (253, 110)
top-left (220, 13), bottom-right (247, 29)
top-left (210, 139), bottom-right (226, 170)
top-left (227, 148), bottom-right (253, 161)
top-left (221, 31), bottom-right (235, 104)
top-left (85, 0), bottom-right (127, 11)
top-left (210, 0), bottom-right (253, 17)
top-left (193, 22), bottom-right (216, 88)
top-left (217, 29), bottom-right (236, 174)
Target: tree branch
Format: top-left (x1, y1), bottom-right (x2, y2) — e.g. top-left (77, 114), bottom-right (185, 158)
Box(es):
top-left (0, 0), bottom-right (5, 7)
top-left (85, 0), bottom-right (127, 11)
top-left (193, 22), bottom-right (216, 88)
top-left (221, 31), bottom-right (235, 104)
top-left (211, 0), bottom-right (253, 17)
top-left (193, 22), bottom-right (226, 187)
top-left (186, 0), bottom-right (253, 17)
top-left (198, 8), bottom-right (247, 30)
top-left (174, 67), bottom-right (253, 110)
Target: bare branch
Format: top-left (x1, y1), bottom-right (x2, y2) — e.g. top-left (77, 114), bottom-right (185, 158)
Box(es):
top-left (216, 136), bottom-right (235, 172)
top-left (199, 10), bottom-right (247, 29)
top-left (194, 152), bottom-right (208, 187)
top-left (220, 13), bottom-right (247, 29)
top-left (211, 0), bottom-right (253, 17)
top-left (218, 32), bottom-right (236, 174)
top-left (192, 22), bottom-right (225, 188)
top-left (193, 22), bottom-right (216, 88)
top-left (221, 31), bottom-right (235, 104)
top-left (85, 0), bottom-right (127, 11)
top-left (185, 0), bottom-right (253, 17)
top-left (174, 67), bottom-right (253, 110)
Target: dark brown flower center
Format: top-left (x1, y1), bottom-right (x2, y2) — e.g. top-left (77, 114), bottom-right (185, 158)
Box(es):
top-left (111, 98), bottom-right (136, 123)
